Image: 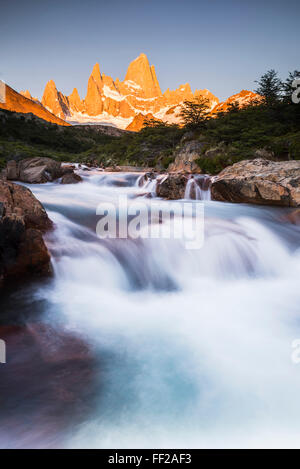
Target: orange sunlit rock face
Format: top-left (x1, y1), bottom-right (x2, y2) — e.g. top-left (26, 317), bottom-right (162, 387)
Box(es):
top-left (20, 54), bottom-right (260, 129)
top-left (126, 113), bottom-right (155, 131)
top-left (124, 53), bottom-right (162, 99)
top-left (41, 80), bottom-right (70, 120)
top-left (211, 90), bottom-right (260, 113)
top-left (68, 88), bottom-right (84, 113)
top-left (0, 84), bottom-right (70, 126)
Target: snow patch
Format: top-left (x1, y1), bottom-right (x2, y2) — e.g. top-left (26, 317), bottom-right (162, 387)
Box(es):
top-left (103, 85), bottom-right (124, 101)
top-left (124, 80), bottom-right (142, 91)
top-left (67, 111), bottom-right (133, 129)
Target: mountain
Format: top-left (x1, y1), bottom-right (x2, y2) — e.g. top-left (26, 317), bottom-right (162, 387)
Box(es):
top-left (126, 113), bottom-right (155, 132)
top-left (211, 90), bottom-right (260, 113)
top-left (39, 53), bottom-right (222, 129)
top-left (7, 54), bottom-right (260, 130)
top-left (0, 83), bottom-right (70, 126)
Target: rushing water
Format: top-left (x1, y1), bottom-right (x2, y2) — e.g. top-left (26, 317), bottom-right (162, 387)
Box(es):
top-left (1, 169), bottom-right (300, 449)
top-left (184, 174), bottom-right (211, 201)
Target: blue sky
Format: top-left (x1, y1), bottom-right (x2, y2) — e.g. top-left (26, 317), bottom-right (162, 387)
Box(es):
top-left (0, 0), bottom-right (299, 101)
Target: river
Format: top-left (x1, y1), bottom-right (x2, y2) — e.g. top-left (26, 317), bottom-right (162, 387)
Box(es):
top-left (0, 168), bottom-right (300, 449)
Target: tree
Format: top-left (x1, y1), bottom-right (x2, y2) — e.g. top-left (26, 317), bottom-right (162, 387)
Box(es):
top-left (226, 101), bottom-right (240, 113)
top-left (143, 117), bottom-right (166, 128)
top-left (254, 69), bottom-right (282, 105)
top-left (179, 96), bottom-right (210, 129)
top-left (282, 70), bottom-right (300, 103)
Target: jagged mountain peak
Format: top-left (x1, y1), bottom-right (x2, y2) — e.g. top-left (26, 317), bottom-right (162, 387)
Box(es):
top-left (23, 55), bottom-right (259, 130)
top-left (90, 63), bottom-right (102, 83)
top-left (124, 53), bottom-right (162, 98)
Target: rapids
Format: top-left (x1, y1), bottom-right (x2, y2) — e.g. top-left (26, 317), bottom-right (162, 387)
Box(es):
top-left (0, 168), bottom-right (300, 449)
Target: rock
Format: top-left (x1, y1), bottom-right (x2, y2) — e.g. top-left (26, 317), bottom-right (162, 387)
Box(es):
top-left (0, 180), bottom-right (52, 286)
top-left (0, 83), bottom-right (70, 126)
top-left (6, 160), bottom-right (18, 180)
top-left (68, 88), bottom-right (84, 113)
top-left (204, 142), bottom-right (226, 159)
top-left (124, 53), bottom-right (162, 99)
top-left (41, 80), bottom-right (70, 120)
top-left (211, 158), bottom-right (300, 207)
top-left (16, 157), bottom-right (63, 183)
top-left (254, 148), bottom-right (275, 160)
top-left (211, 90), bottom-right (261, 114)
top-left (0, 324), bottom-right (95, 447)
top-left (126, 112), bottom-right (156, 131)
top-left (61, 164), bottom-right (75, 175)
top-left (60, 172), bottom-right (83, 184)
top-left (84, 63), bottom-right (104, 116)
top-left (0, 169), bottom-right (7, 180)
top-left (156, 174), bottom-right (187, 200)
top-left (168, 140), bottom-right (204, 173)
top-left (282, 209), bottom-right (300, 225)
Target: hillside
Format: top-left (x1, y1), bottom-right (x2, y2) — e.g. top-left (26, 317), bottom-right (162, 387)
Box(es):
top-left (0, 84), bottom-right (70, 126)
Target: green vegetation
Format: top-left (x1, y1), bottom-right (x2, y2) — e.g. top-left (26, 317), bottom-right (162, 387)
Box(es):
top-left (179, 96), bottom-right (210, 129)
top-left (0, 110), bottom-right (184, 168)
top-left (0, 69), bottom-right (299, 174)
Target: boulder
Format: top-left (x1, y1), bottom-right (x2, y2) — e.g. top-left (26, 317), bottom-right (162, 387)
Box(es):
top-left (168, 140), bottom-right (204, 173)
top-left (60, 172), bottom-right (82, 184)
top-left (18, 157), bottom-right (63, 183)
top-left (211, 158), bottom-right (300, 207)
top-left (0, 180), bottom-right (52, 286)
top-left (6, 157), bottom-right (64, 183)
top-left (61, 164), bottom-right (75, 175)
top-left (156, 174), bottom-right (187, 200)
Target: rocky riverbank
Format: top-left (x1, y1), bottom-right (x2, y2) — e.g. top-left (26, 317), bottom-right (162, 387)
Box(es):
top-left (211, 158), bottom-right (300, 207)
top-left (2, 157), bottom-right (82, 184)
top-left (0, 180), bottom-right (52, 287)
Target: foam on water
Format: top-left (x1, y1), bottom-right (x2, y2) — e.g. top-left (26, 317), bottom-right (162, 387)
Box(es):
top-left (6, 170), bottom-right (300, 448)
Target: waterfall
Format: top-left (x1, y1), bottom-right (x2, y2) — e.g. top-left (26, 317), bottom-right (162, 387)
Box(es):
top-left (136, 172), bottom-right (158, 196)
top-left (184, 174), bottom-right (211, 200)
top-left (2, 169), bottom-right (300, 449)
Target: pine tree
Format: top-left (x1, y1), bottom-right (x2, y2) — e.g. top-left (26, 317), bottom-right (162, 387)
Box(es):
top-left (254, 69), bottom-right (282, 105)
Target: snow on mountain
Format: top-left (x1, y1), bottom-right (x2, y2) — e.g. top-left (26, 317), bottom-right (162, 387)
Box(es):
top-left (19, 54), bottom-right (259, 130)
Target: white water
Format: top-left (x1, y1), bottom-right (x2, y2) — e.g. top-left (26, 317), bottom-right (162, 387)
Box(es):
top-left (5, 169), bottom-right (300, 448)
top-left (184, 174), bottom-right (211, 201)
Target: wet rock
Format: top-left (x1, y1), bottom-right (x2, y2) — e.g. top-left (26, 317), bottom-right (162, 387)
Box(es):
top-left (0, 324), bottom-right (96, 448)
top-left (211, 159), bottom-right (300, 207)
top-left (60, 172), bottom-right (83, 184)
top-left (0, 180), bottom-right (52, 286)
top-left (156, 174), bottom-right (187, 200)
top-left (138, 172), bottom-right (156, 187)
top-left (61, 164), bottom-right (75, 175)
top-left (282, 208), bottom-right (300, 225)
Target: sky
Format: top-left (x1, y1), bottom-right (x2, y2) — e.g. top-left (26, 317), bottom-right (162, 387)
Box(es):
top-left (0, 0), bottom-right (299, 101)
